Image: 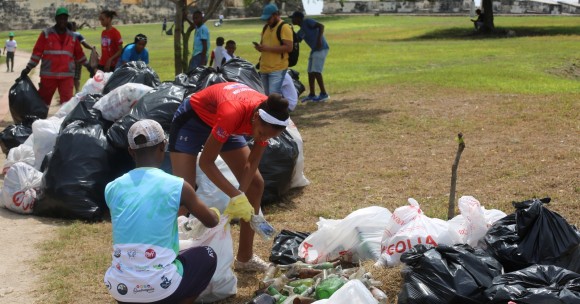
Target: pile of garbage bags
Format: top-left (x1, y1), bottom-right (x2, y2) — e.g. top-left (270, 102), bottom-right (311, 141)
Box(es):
top-left (0, 59), bottom-right (310, 221)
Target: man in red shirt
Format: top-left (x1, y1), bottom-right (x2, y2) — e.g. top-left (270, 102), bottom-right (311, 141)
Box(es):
top-left (21, 7), bottom-right (92, 106)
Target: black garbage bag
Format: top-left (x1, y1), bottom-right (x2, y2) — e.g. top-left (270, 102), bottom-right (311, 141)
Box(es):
top-left (0, 116), bottom-right (36, 155)
top-left (35, 120), bottom-right (114, 221)
top-left (103, 61), bottom-right (161, 94)
top-left (484, 197), bottom-right (580, 273)
top-left (287, 69), bottom-right (305, 96)
top-left (269, 230), bottom-right (310, 265)
top-left (484, 264), bottom-right (580, 304)
top-left (220, 58), bottom-right (264, 94)
top-left (398, 244), bottom-right (503, 304)
top-left (8, 76), bottom-right (48, 123)
top-left (107, 82), bottom-right (186, 149)
top-left (61, 94), bottom-right (105, 131)
top-left (249, 130), bottom-right (299, 205)
top-left (515, 198), bottom-right (580, 263)
top-left (180, 66), bottom-right (227, 96)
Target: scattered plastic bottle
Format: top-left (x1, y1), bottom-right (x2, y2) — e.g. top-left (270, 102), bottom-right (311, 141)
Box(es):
top-left (369, 286), bottom-right (389, 304)
top-left (288, 278), bottom-right (315, 288)
top-left (251, 214), bottom-right (277, 240)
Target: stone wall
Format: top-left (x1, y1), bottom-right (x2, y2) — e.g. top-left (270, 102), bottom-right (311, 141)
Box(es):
top-left (0, 0), bottom-right (176, 31)
top-left (322, 0), bottom-right (578, 14)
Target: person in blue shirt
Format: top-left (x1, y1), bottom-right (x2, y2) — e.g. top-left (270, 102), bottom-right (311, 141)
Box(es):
top-left (188, 10), bottom-right (209, 72)
top-left (116, 33), bottom-right (150, 69)
top-left (104, 119), bottom-right (220, 303)
top-left (290, 11), bottom-right (330, 102)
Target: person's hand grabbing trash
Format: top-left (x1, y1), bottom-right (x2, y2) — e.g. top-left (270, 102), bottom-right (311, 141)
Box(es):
top-left (223, 192), bottom-right (254, 224)
top-left (178, 207), bottom-right (221, 239)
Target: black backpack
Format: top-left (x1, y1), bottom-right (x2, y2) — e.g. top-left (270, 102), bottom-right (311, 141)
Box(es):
top-left (262, 21), bottom-right (299, 67)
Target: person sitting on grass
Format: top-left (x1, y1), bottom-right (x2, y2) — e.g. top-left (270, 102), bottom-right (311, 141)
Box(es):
top-left (103, 119), bottom-right (220, 304)
top-left (471, 9), bottom-right (486, 32)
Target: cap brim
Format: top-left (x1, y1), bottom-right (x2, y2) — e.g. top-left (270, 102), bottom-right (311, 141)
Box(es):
top-left (260, 14), bottom-right (271, 20)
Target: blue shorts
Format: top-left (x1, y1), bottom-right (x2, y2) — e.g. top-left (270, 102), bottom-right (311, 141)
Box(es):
top-left (307, 48), bottom-right (329, 74)
top-left (117, 246), bottom-right (217, 304)
top-left (169, 109), bottom-right (247, 155)
top-left (260, 69), bottom-right (287, 95)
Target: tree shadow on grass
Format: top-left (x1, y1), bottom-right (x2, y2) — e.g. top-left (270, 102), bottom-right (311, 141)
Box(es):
top-left (394, 25), bottom-right (580, 41)
top-left (291, 98), bottom-right (394, 129)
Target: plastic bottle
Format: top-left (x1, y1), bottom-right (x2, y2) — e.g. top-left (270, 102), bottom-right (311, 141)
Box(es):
top-left (315, 277), bottom-right (346, 299)
top-left (250, 214), bottom-right (277, 240)
top-left (271, 274), bottom-right (290, 290)
top-left (369, 286), bottom-right (388, 303)
top-left (249, 293), bottom-right (276, 304)
top-left (260, 264), bottom-right (278, 288)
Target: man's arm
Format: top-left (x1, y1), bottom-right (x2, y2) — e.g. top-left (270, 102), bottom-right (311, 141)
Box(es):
top-left (313, 21), bottom-right (325, 50)
top-left (180, 181), bottom-right (219, 228)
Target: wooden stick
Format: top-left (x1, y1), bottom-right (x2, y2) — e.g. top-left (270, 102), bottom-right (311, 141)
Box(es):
top-left (448, 133), bottom-right (466, 220)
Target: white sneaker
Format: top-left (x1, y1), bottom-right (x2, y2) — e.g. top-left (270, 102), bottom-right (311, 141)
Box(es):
top-left (234, 254), bottom-right (269, 272)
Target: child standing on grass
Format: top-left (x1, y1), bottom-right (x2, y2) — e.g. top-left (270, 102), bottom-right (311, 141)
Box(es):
top-left (98, 9), bottom-right (123, 72)
top-left (104, 119), bottom-right (220, 304)
top-left (209, 36), bottom-right (227, 69)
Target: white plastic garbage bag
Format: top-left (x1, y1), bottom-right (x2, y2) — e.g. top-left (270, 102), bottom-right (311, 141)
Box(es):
top-left (94, 83), bottom-right (153, 121)
top-left (311, 279), bottom-right (378, 304)
top-left (448, 196), bottom-right (507, 247)
top-left (1, 162), bottom-right (43, 214)
top-left (80, 70), bottom-right (112, 96)
top-left (377, 198), bottom-right (454, 267)
top-left (31, 116), bottom-right (64, 170)
top-left (286, 118), bottom-right (310, 188)
top-left (195, 155), bottom-right (239, 213)
top-left (53, 94), bottom-right (82, 118)
top-left (179, 216), bottom-right (237, 303)
top-left (2, 143), bottom-right (34, 174)
top-left (298, 206), bottom-right (392, 263)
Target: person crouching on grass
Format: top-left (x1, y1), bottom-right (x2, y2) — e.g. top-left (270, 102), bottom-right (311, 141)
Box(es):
top-left (104, 119), bottom-right (220, 304)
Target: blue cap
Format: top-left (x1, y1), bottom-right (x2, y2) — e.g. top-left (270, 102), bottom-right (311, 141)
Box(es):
top-left (261, 3), bottom-right (278, 21)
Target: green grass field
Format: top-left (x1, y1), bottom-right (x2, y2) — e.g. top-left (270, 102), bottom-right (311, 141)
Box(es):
top-left (12, 15), bottom-right (580, 303)
top-left (13, 15), bottom-right (580, 94)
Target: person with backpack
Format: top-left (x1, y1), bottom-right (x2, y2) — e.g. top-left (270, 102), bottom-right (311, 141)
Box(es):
top-left (254, 3), bottom-right (294, 95)
top-left (290, 11), bottom-right (330, 102)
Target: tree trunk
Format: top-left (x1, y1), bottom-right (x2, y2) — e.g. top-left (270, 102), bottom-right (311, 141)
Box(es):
top-left (481, 0), bottom-right (495, 32)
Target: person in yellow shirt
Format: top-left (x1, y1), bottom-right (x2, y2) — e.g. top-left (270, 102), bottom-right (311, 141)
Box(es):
top-left (254, 3), bottom-right (293, 95)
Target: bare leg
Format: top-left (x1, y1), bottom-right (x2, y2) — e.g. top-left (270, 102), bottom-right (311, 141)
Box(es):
top-left (170, 151), bottom-right (198, 216)
top-left (220, 146), bottom-right (264, 262)
top-left (313, 72), bottom-right (326, 95)
top-left (308, 72), bottom-right (316, 96)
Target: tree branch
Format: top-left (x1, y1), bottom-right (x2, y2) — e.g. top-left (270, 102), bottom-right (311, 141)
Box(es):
top-left (448, 133), bottom-right (466, 220)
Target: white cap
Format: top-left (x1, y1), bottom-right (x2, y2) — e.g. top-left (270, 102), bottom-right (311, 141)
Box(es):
top-left (127, 119), bottom-right (166, 149)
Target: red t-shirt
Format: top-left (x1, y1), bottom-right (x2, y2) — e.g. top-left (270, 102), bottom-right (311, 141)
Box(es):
top-left (189, 82), bottom-right (268, 146)
top-left (100, 27), bottom-right (123, 67)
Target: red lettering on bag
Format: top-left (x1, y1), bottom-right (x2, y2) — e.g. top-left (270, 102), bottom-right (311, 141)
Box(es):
top-left (426, 235), bottom-right (438, 246)
top-left (302, 242), bottom-right (313, 259)
top-left (12, 191), bottom-right (35, 211)
top-left (385, 235), bottom-right (437, 255)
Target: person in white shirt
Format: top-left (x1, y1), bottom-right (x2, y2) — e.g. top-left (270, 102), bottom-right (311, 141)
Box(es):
top-left (4, 32), bottom-right (17, 72)
top-left (209, 36), bottom-right (226, 69)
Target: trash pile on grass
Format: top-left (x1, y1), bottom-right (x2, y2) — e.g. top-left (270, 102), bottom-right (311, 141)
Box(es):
top-left (2, 60), bottom-right (579, 303)
top-left (0, 59), bottom-right (309, 220)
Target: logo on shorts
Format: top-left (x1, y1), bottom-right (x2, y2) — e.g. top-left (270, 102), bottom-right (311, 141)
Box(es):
top-left (133, 284), bottom-right (155, 294)
top-left (117, 283), bottom-right (128, 295)
top-left (153, 264), bottom-right (164, 270)
top-left (105, 280), bottom-right (111, 290)
top-left (206, 246), bottom-right (215, 258)
top-left (113, 248), bottom-right (121, 258)
top-left (127, 249), bottom-right (137, 259)
top-left (145, 249), bottom-right (156, 259)
top-left (115, 262), bottom-right (123, 272)
top-left (160, 275), bottom-right (172, 289)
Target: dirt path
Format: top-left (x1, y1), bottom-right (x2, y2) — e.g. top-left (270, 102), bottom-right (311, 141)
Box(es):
top-left (0, 51), bottom-right (61, 304)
